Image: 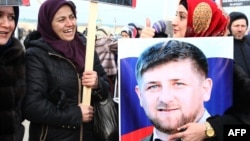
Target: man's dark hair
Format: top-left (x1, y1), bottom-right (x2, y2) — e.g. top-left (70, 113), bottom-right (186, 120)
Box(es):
top-left (135, 40), bottom-right (208, 83)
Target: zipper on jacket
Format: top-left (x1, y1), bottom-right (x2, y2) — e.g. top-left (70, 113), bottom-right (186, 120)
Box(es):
top-left (39, 125), bottom-right (48, 141)
top-left (49, 52), bottom-right (84, 141)
top-left (48, 52), bottom-right (77, 70)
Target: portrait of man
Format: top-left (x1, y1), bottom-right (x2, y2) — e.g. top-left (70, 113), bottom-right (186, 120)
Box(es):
top-left (118, 37), bottom-right (233, 141)
top-left (135, 40), bottom-right (212, 140)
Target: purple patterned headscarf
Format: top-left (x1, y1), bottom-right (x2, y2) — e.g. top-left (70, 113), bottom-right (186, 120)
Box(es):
top-left (37, 0), bottom-right (85, 72)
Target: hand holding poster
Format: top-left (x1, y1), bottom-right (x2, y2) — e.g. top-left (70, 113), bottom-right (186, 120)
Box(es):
top-left (82, 0), bottom-right (136, 104)
top-left (118, 37), bottom-right (233, 141)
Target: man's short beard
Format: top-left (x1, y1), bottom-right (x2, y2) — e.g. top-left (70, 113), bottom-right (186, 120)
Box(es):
top-left (150, 114), bottom-right (195, 134)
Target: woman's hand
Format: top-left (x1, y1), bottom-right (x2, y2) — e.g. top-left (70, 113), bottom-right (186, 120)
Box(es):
top-left (140, 18), bottom-right (155, 38)
top-left (78, 104), bottom-right (94, 123)
top-left (168, 122), bottom-right (207, 141)
top-left (82, 70), bottom-right (98, 89)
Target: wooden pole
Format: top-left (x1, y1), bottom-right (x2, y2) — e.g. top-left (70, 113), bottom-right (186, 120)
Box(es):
top-left (82, 1), bottom-right (98, 105)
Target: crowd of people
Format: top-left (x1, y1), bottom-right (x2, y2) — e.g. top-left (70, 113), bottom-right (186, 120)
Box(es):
top-left (0, 0), bottom-right (250, 141)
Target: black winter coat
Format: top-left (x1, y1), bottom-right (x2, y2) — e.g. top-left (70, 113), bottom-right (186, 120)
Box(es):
top-left (22, 31), bottom-right (110, 141)
top-left (0, 38), bottom-right (25, 141)
top-left (142, 133), bottom-right (215, 141)
top-left (233, 35), bottom-right (250, 75)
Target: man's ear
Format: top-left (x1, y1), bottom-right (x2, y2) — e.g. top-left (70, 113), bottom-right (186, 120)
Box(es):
top-left (202, 78), bottom-right (213, 101)
top-left (135, 85), bottom-right (143, 107)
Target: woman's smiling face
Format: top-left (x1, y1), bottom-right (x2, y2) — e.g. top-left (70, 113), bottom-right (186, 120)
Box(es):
top-left (52, 5), bottom-right (77, 41)
top-left (172, 4), bottom-right (188, 38)
top-left (0, 7), bottom-right (15, 45)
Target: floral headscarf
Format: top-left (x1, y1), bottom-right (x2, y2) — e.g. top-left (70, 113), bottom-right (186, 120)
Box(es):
top-left (180, 0), bottom-right (229, 37)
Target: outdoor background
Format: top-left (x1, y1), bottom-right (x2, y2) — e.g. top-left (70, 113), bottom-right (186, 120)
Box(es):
top-left (14, 0), bottom-right (250, 140)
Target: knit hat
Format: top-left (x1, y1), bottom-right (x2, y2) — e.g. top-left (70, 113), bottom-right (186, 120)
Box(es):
top-left (228, 12), bottom-right (249, 34)
top-left (128, 23), bottom-right (143, 30)
top-left (121, 26), bottom-right (133, 38)
top-left (128, 23), bottom-right (143, 38)
top-left (152, 20), bottom-right (173, 37)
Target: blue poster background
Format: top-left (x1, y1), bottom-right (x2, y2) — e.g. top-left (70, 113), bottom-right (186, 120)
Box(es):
top-left (118, 37), bottom-right (234, 141)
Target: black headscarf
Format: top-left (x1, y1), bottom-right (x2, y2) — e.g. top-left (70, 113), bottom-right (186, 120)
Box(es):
top-left (37, 0), bottom-right (85, 72)
top-left (228, 12), bottom-right (249, 35)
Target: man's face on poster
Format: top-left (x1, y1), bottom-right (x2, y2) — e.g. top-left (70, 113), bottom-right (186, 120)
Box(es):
top-left (135, 58), bottom-right (212, 133)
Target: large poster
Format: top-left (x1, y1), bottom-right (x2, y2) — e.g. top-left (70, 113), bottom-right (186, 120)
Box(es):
top-left (118, 37), bottom-right (234, 141)
top-left (0, 0), bottom-right (30, 5)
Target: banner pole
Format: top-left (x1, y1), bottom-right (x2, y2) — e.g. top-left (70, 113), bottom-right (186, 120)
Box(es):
top-left (82, 1), bottom-right (98, 105)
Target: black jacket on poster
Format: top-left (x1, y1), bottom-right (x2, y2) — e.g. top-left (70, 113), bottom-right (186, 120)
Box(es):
top-left (0, 38), bottom-right (25, 141)
top-left (22, 31), bottom-right (110, 141)
top-left (142, 133), bottom-right (215, 141)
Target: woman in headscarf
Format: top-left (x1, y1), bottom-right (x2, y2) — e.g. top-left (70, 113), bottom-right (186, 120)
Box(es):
top-left (140, 0), bottom-right (229, 38)
top-left (172, 0), bottom-right (228, 37)
top-left (22, 0), bottom-right (110, 140)
top-left (121, 26), bottom-right (134, 38)
top-left (0, 6), bottom-right (25, 141)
